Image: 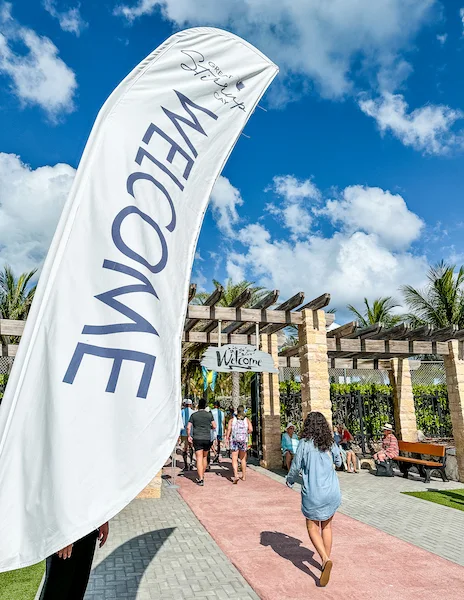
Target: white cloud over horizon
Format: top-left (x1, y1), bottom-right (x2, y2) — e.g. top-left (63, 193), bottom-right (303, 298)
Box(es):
top-left (0, 2), bottom-right (77, 119)
top-left (0, 153), bottom-right (75, 275)
top-left (43, 0), bottom-right (88, 36)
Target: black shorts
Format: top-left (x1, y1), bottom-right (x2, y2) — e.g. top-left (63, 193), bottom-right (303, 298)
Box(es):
top-left (193, 439), bottom-right (212, 452)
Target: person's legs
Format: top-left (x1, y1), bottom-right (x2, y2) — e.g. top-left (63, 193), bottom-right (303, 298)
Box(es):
top-left (350, 451), bottom-right (358, 472)
top-left (305, 519), bottom-right (329, 565)
top-left (182, 437), bottom-right (189, 469)
top-left (40, 531), bottom-right (98, 600)
top-left (203, 449), bottom-right (209, 474)
top-left (196, 449), bottom-right (205, 480)
top-left (321, 517), bottom-right (333, 557)
top-left (239, 449), bottom-right (247, 480)
top-left (346, 451), bottom-right (353, 472)
top-left (231, 450), bottom-right (239, 481)
top-left (285, 451), bottom-right (293, 470)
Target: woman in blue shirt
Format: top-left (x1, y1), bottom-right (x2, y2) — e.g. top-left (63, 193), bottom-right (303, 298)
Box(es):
top-left (281, 423), bottom-right (299, 470)
top-left (286, 412), bottom-right (341, 587)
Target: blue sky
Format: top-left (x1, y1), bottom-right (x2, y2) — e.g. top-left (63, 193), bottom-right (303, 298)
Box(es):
top-left (1, 0), bottom-right (464, 321)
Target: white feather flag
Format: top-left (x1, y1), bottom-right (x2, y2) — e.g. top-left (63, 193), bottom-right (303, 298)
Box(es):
top-left (0, 27), bottom-right (278, 571)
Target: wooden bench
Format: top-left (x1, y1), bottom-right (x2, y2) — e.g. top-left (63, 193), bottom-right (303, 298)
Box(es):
top-left (393, 441), bottom-right (448, 483)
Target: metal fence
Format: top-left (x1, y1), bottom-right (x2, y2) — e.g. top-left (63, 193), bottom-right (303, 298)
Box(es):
top-left (279, 362), bottom-right (446, 386)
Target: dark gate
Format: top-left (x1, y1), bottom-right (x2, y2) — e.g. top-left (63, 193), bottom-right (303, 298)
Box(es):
top-left (250, 373), bottom-right (262, 459)
top-left (280, 382), bottom-right (303, 432)
top-left (331, 387), bottom-right (395, 453)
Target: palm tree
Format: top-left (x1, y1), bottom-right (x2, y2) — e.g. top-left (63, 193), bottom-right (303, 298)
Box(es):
top-left (0, 265), bottom-right (37, 320)
top-left (401, 261), bottom-right (464, 328)
top-left (347, 297), bottom-right (403, 328)
top-left (0, 265), bottom-right (37, 348)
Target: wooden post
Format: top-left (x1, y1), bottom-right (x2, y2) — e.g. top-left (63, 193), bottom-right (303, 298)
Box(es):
top-left (260, 333), bottom-right (282, 469)
top-left (444, 340), bottom-right (464, 482)
top-left (298, 309), bottom-right (332, 427)
top-left (387, 358), bottom-right (418, 442)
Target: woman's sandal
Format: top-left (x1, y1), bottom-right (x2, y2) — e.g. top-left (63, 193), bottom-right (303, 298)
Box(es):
top-left (320, 560), bottom-right (333, 587)
top-left (232, 477), bottom-right (239, 484)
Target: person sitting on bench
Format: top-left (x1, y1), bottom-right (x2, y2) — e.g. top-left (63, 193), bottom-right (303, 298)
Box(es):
top-left (282, 423), bottom-right (299, 470)
top-left (374, 423), bottom-right (399, 462)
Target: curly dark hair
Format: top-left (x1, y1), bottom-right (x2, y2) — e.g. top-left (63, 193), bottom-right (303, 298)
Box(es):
top-left (301, 412), bottom-right (333, 452)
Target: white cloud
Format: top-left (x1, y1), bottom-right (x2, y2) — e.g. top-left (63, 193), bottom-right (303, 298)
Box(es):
top-left (0, 2), bottom-right (77, 118)
top-left (461, 8), bottom-right (464, 35)
top-left (436, 33), bottom-right (447, 45)
top-left (359, 93), bottom-right (463, 154)
top-left (271, 175), bottom-right (321, 203)
top-left (43, 0), bottom-right (88, 36)
top-left (228, 226), bottom-right (427, 319)
top-left (266, 175), bottom-right (320, 239)
top-left (114, 0), bottom-right (435, 100)
top-left (0, 153), bottom-right (75, 274)
top-left (209, 175), bottom-right (243, 237)
top-left (221, 174), bottom-right (428, 317)
top-left (323, 185), bottom-right (424, 250)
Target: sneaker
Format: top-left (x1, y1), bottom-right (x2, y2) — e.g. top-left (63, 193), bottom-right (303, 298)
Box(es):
top-left (195, 478), bottom-right (204, 486)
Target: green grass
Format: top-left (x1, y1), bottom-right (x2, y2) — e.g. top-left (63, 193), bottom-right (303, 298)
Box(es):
top-left (0, 562), bottom-right (45, 600)
top-left (402, 488), bottom-right (464, 512)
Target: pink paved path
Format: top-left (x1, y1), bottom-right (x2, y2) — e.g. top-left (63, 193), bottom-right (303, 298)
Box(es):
top-left (177, 460), bottom-right (464, 600)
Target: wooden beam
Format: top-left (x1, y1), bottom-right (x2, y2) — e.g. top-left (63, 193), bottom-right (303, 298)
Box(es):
top-left (182, 332), bottom-right (256, 345)
top-left (429, 325), bottom-right (459, 341)
top-left (0, 319), bottom-right (25, 336)
top-left (279, 346), bottom-right (299, 358)
top-left (185, 305), bottom-right (304, 326)
top-left (403, 325), bottom-right (433, 340)
top-left (327, 321), bottom-right (357, 338)
top-left (1, 344), bottom-right (18, 357)
top-left (196, 289), bottom-right (253, 335)
top-left (258, 292), bottom-right (306, 335)
top-left (370, 323), bottom-right (410, 340)
top-left (297, 293), bottom-right (331, 312)
top-left (345, 323), bottom-right (383, 339)
top-left (275, 292), bottom-right (305, 312)
top-left (184, 286), bottom-right (224, 332)
top-left (222, 290), bottom-right (280, 335)
top-left (327, 337), bottom-right (449, 356)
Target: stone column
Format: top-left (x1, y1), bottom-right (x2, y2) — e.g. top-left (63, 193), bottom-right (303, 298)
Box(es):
top-left (387, 358), bottom-right (418, 442)
top-left (444, 340), bottom-right (464, 482)
top-left (298, 309), bottom-right (332, 427)
top-left (260, 333), bottom-right (282, 469)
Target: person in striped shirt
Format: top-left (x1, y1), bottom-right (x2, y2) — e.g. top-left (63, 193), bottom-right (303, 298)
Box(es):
top-left (374, 423), bottom-right (399, 462)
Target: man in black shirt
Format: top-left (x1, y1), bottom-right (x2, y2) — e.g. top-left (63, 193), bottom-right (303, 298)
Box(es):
top-left (187, 398), bottom-right (216, 486)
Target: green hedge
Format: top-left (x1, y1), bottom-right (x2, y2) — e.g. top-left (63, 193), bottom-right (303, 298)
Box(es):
top-left (280, 381), bottom-right (452, 438)
top-left (413, 384), bottom-right (451, 437)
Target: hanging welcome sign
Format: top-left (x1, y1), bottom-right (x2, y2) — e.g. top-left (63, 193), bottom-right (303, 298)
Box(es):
top-left (201, 344), bottom-right (278, 373)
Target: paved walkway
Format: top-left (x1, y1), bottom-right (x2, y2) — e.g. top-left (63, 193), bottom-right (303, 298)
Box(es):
top-left (177, 459), bottom-right (464, 600)
top-left (84, 485), bottom-right (259, 600)
top-left (255, 464), bottom-right (464, 565)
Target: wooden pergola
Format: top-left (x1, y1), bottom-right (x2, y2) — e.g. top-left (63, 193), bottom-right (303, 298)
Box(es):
top-left (181, 283), bottom-right (333, 349)
top-left (279, 321), bottom-right (464, 369)
top-left (2, 289), bottom-right (464, 481)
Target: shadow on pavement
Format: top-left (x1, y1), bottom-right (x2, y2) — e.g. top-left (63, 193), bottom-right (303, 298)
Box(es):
top-left (85, 528), bottom-right (175, 599)
top-left (260, 531), bottom-right (321, 585)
